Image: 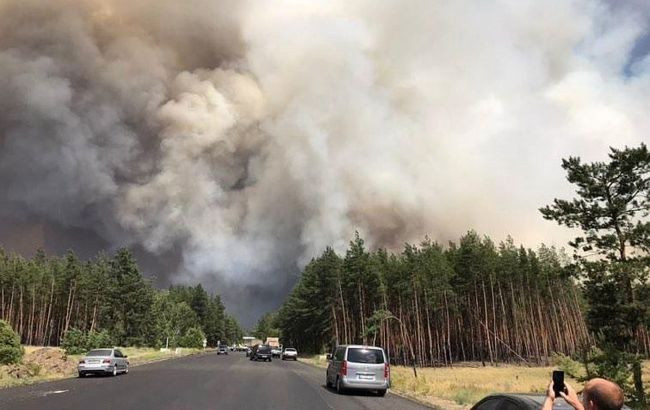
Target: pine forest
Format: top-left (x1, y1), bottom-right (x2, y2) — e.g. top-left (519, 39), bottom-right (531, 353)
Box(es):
top-left (0, 247), bottom-right (243, 348)
top-left (278, 231), bottom-right (649, 365)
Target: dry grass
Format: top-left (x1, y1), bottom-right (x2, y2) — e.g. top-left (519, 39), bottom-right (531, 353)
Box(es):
top-left (301, 356), bottom-right (650, 408)
top-left (299, 355), bottom-right (329, 369)
top-left (390, 364), bottom-right (580, 408)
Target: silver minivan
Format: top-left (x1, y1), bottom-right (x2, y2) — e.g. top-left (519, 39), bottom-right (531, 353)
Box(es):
top-left (78, 348), bottom-right (129, 377)
top-left (326, 345), bottom-right (389, 396)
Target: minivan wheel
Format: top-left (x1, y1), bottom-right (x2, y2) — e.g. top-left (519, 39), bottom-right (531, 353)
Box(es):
top-left (78, 372), bottom-right (85, 378)
top-left (112, 367), bottom-right (117, 377)
top-left (377, 389), bottom-right (387, 397)
top-left (325, 376), bottom-right (332, 388)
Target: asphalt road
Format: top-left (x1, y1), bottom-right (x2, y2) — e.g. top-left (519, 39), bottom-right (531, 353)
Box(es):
top-left (0, 352), bottom-right (430, 410)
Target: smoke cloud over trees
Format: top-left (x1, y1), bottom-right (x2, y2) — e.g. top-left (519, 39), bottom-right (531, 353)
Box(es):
top-left (0, 0), bottom-right (648, 324)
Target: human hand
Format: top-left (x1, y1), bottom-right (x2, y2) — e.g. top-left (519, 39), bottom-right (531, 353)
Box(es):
top-left (542, 381), bottom-right (556, 410)
top-left (546, 380), bottom-right (556, 400)
top-left (559, 382), bottom-right (584, 410)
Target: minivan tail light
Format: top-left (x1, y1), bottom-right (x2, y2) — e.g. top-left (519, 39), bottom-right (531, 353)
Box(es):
top-left (384, 363), bottom-right (390, 378)
top-left (102, 359), bottom-right (111, 364)
top-left (341, 360), bottom-right (347, 376)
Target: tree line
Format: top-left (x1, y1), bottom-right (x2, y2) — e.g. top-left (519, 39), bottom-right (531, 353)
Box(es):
top-left (277, 232), bottom-right (594, 366)
top-left (0, 247), bottom-right (243, 349)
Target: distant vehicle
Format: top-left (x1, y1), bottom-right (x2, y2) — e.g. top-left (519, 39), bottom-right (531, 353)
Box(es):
top-left (245, 347), bottom-right (252, 356)
top-left (265, 337), bottom-right (280, 348)
top-left (281, 348), bottom-right (298, 361)
top-left (326, 345), bottom-right (389, 396)
top-left (250, 344), bottom-right (272, 362)
top-left (470, 394), bottom-right (630, 410)
top-left (271, 347), bottom-right (282, 358)
top-left (78, 348), bottom-right (129, 377)
top-left (217, 344), bottom-right (229, 355)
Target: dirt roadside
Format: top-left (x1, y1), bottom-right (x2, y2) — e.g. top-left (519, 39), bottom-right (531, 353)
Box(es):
top-left (0, 346), bottom-right (211, 388)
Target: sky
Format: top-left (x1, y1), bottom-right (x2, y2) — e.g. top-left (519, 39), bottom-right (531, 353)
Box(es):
top-left (0, 0), bottom-right (649, 327)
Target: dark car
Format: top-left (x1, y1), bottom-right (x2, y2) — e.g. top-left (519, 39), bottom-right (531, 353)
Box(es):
top-left (471, 394), bottom-right (631, 410)
top-left (250, 344), bottom-right (272, 362)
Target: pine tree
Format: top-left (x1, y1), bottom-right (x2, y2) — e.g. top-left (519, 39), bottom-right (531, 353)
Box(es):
top-left (108, 249), bottom-right (153, 346)
top-left (540, 143), bottom-right (650, 404)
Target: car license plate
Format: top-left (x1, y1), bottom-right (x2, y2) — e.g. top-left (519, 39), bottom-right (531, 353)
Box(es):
top-left (358, 374), bottom-right (374, 380)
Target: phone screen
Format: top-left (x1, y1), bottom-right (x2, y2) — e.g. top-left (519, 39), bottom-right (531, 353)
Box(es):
top-left (553, 370), bottom-right (565, 397)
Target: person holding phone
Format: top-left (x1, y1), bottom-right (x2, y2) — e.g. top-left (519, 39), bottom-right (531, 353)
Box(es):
top-left (542, 376), bottom-right (625, 410)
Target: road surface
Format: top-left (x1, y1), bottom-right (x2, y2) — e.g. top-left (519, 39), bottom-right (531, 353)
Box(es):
top-left (0, 351), bottom-right (431, 410)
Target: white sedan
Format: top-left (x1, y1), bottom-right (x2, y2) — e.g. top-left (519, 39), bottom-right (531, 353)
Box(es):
top-left (78, 348), bottom-right (129, 377)
top-left (281, 348), bottom-right (298, 360)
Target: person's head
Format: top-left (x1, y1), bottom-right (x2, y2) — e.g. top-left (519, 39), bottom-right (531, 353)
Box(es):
top-left (581, 378), bottom-right (624, 410)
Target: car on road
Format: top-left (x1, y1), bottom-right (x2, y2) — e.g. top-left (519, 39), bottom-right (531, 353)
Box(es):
top-left (245, 347), bottom-right (252, 356)
top-left (271, 347), bottom-right (282, 358)
top-left (78, 348), bottom-right (129, 377)
top-left (250, 344), bottom-right (272, 362)
top-left (326, 345), bottom-right (389, 396)
top-left (217, 345), bottom-right (229, 355)
top-left (281, 348), bottom-right (298, 360)
top-left (470, 394), bottom-right (632, 410)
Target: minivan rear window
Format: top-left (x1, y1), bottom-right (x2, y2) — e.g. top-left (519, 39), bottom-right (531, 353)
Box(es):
top-left (258, 346), bottom-right (271, 353)
top-left (86, 349), bottom-right (112, 357)
top-left (347, 348), bottom-right (384, 364)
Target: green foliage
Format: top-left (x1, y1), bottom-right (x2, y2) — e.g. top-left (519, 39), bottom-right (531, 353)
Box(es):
top-left (86, 330), bottom-right (113, 350)
top-left (148, 295), bottom-right (199, 348)
top-left (0, 247), bottom-right (242, 353)
top-left (180, 327), bottom-right (206, 348)
top-left (277, 247), bottom-right (342, 353)
top-left (277, 231), bottom-right (584, 362)
top-left (541, 143), bottom-right (650, 405)
top-left (106, 248), bottom-right (154, 346)
top-left (62, 328), bottom-right (113, 355)
top-left (551, 353), bottom-right (583, 379)
top-left (61, 328), bottom-right (88, 355)
top-left (253, 312), bottom-right (280, 341)
top-left (584, 347), bottom-right (636, 397)
top-left (363, 309), bottom-right (393, 342)
top-left (0, 320), bottom-right (23, 365)
top-left (224, 315), bottom-right (244, 345)
top-left (540, 144), bottom-right (650, 261)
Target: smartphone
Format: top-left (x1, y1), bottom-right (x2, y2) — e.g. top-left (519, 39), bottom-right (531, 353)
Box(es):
top-left (553, 370), bottom-right (566, 397)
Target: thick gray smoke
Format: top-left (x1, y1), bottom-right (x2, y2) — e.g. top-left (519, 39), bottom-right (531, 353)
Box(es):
top-left (1, 0), bottom-right (649, 325)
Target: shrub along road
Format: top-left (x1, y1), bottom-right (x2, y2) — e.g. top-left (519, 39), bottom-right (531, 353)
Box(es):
top-left (0, 351), bottom-right (430, 410)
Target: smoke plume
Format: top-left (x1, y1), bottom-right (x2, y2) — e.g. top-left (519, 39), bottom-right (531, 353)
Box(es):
top-left (1, 0), bottom-right (649, 324)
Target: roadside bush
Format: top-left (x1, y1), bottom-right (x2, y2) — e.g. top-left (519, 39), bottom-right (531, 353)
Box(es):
top-left (61, 328), bottom-right (87, 355)
top-left (0, 320), bottom-right (23, 364)
top-left (551, 353), bottom-right (583, 379)
top-left (179, 327), bottom-right (205, 349)
top-left (86, 330), bottom-right (113, 350)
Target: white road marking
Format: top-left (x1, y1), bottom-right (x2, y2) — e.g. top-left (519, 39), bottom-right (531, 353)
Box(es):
top-left (42, 390), bottom-right (68, 396)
